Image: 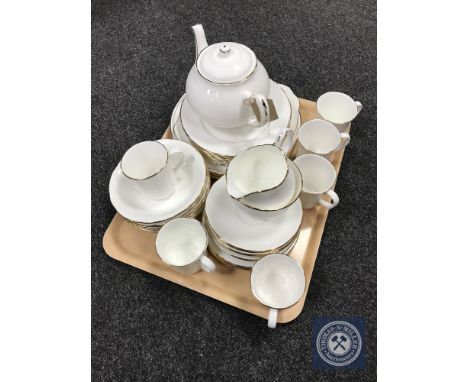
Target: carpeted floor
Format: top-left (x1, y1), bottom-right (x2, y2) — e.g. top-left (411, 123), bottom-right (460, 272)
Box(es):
top-left (91, 0), bottom-right (376, 380)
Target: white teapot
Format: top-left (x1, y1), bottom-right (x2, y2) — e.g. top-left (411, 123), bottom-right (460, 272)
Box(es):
top-left (186, 24), bottom-right (274, 129)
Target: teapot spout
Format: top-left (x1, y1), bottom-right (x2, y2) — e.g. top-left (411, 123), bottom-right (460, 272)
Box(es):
top-left (192, 24), bottom-right (208, 60)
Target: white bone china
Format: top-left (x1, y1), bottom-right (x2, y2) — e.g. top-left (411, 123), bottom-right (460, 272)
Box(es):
top-left (207, 235), bottom-right (258, 268)
top-left (251, 254), bottom-right (306, 328)
top-left (203, 213), bottom-right (299, 259)
top-left (109, 139), bottom-right (207, 223)
top-left (239, 158), bottom-right (302, 211)
top-left (316, 91), bottom-right (362, 132)
top-left (156, 218), bottom-right (216, 274)
top-left (226, 144), bottom-right (288, 200)
top-left (186, 24), bottom-right (273, 129)
top-left (293, 154), bottom-right (340, 209)
top-left (170, 82), bottom-right (300, 179)
top-left (205, 176), bottom-right (303, 252)
top-left (105, 19), bottom-right (365, 329)
top-left (180, 80), bottom-right (291, 156)
top-left (297, 119), bottom-right (350, 160)
top-left (120, 141), bottom-right (184, 200)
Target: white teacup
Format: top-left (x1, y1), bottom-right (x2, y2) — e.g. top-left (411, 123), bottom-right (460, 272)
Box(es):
top-left (250, 254), bottom-right (305, 329)
top-left (317, 91), bottom-right (362, 132)
top-left (293, 154), bottom-right (339, 209)
top-left (120, 141), bottom-right (184, 201)
top-left (155, 218), bottom-right (216, 274)
top-left (297, 119), bottom-right (350, 160)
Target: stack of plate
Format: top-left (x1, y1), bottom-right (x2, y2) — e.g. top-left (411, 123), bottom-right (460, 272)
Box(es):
top-left (170, 81), bottom-right (301, 178)
top-left (126, 174), bottom-right (210, 231)
top-left (109, 140), bottom-right (210, 232)
top-left (203, 177), bottom-right (303, 269)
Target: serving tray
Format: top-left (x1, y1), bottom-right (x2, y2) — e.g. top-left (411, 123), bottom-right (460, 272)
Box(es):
top-left (103, 98), bottom-right (348, 324)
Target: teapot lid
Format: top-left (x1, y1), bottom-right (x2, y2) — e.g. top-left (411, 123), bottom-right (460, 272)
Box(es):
top-left (196, 42), bottom-right (257, 84)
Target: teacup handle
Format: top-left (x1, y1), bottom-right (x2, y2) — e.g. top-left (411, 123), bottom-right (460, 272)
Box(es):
top-left (200, 255), bottom-right (216, 273)
top-left (318, 190), bottom-right (340, 209)
top-left (337, 132), bottom-right (351, 151)
top-left (268, 308), bottom-right (278, 329)
top-left (244, 93), bottom-right (270, 127)
top-left (356, 101), bottom-right (363, 114)
top-left (167, 151), bottom-right (185, 171)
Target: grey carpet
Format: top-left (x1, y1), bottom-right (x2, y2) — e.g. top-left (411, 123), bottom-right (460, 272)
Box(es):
top-left (92, 0), bottom-right (376, 380)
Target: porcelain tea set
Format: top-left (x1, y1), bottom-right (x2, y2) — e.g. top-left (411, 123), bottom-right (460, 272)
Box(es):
top-left (109, 24), bottom-right (363, 328)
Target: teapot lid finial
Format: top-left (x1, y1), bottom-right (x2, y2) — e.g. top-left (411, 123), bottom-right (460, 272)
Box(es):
top-left (219, 44), bottom-right (231, 53)
top-left (196, 42), bottom-right (257, 84)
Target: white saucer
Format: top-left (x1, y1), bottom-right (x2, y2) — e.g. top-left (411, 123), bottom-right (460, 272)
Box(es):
top-left (203, 215), bottom-right (262, 260)
top-left (205, 176), bottom-right (303, 252)
top-left (180, 81), bottom-right (291, 157)
top-left (171, 97), bottom-right (225, 176)
top-left (202, 113), bottom-right (270, 143)
top-left (208, 235), bottom-right (257, 268)
top-left (215, 230), bottom-right (298, 259)
top-left (109, 139), bottom-right (207, 223)
top-left (208, 232), bottom-right (300, 269)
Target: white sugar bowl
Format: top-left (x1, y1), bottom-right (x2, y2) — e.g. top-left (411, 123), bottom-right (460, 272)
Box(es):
top-left (186, 24), bottom-right (274, 129)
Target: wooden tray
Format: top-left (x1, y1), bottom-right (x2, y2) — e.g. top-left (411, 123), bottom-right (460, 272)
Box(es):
top-left (103, 98), bottom-right (348, 324)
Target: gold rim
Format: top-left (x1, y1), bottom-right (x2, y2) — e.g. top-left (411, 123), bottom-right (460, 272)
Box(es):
top-left (134, 172), bottom-right (209, 224)
top-left (120, 140), bottom-right (169, 181)
top-left (284, 88), bottom-right (301, 157)
top-left (207, 231), bottom-right (299, 270)
top-left (124, 171), bottom-right (210, 231)
top-left (195, 43), bottom-right (258, 85)
top-left (208, 245), bottom-right (253, 270)
top-left (207, 237), bottom-right (256, 270)
top-left (225, 144), bottom-right (289, 200)
top-left (250, 254), bottom-right (306, 309)
top-left (208, 224), bottom-right (299, 261)
top-left (202, 211), bottom-right (301, 256)
top-left (205, 216), bottom-right (298, 255)
top-left (208, 224), bottom-right (299, 257)
top-left (179, 99), bottom-right (233, 163)
top-left (294, 154), bottom-right (337, 195)
top-left (176, 86), bottom-right (300, 178)
top-left (237, 158), bottom-right (303, 212)
top-left (156, 218), bottom-right (209, 268)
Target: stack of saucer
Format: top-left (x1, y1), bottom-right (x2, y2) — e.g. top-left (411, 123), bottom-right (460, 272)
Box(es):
top-left (203, 177), bottom-right (302, 269)
top-left (109, 139), bottom-right (210, 232)
top-left (203, 211), bottom-right (301, 269)
top-left (126, 174), bottom-right (210, 231)
top-left (170, 81), bottom-right (301, 178)
top-left (203, 146), bottom-right (303, 269)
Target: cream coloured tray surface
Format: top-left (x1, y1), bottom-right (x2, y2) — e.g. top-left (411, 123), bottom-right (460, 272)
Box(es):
top-left (103, 99), bottom-right (348, 324)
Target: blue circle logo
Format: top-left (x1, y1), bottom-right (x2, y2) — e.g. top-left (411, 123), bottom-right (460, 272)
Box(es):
top-left (316, 320), bottom-right (362, 366)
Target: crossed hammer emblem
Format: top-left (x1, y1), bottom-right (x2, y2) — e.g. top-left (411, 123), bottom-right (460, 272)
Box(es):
top-left (331, 335), bottom-right (348, 351)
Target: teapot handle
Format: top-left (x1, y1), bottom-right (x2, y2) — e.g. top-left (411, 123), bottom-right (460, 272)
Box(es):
top-left (244, 93), bottom-right (270, 127)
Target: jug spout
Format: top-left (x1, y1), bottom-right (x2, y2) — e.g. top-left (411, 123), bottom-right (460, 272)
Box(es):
top-left (226, 178), bottom-right (247, 200)
top-left (192, 24), bottom-right (208, 60)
